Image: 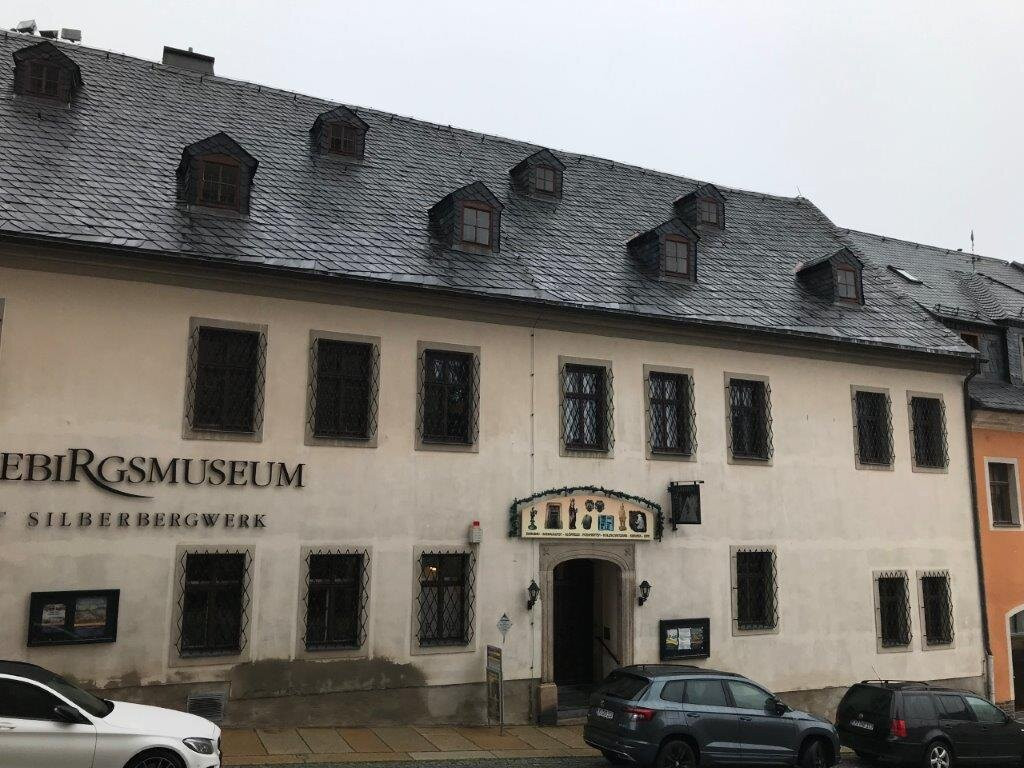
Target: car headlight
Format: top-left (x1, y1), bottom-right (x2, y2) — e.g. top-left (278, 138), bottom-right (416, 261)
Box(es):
top-left (183, 737), bottom-right (215, 754)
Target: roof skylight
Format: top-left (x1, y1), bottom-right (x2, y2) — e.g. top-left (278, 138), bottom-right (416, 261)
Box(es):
top-left (889, 266), bottom-right (923, 284)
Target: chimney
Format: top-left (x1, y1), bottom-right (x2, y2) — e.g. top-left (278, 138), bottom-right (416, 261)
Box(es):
top-left (162, 46), bottom-right (214, 75)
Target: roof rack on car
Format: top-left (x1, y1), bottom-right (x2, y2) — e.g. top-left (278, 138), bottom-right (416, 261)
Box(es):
top-left (860, 680), bottom-right (932, 689)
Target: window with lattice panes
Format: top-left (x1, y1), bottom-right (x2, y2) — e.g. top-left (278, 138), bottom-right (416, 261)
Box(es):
top-left (304, 552), bottom-right (367, 650)
top-left (461, 205), bottom-right (491, 246)
top-left (728, 378), bottom-right (771, 460)
top-left (198, 159), bottom-right (241, 209)
top-left (312, 339), bottom-right (374, 440)
top-left (535, 166), bottom-right (556, 195)
top-left (836, 265), bottom-right (859, 301)
top-left (699, 198), bottom-right (721, 225)
top-left (179, 553), bottom-right (246, 656)
top-left (855, 390), bottom-right (892, 466)
top-left (876, 573), bottom-right (912, 648)
top-left (921, 573), bottom-right (954, 646)
top-left (189, 326), bottom-right (263, 434)
top-left (663, 237), bottom-right (692, 277)
top-left (910, 396), bottom-right (947, 469)
top-left (648, 372), bottom-right (694, 455)
top-left (563, 364), bottom-right (608, 451)
top-left (417, 552), bottom-right (473, 646)
top-left (328, 123), bottom-right (359, 156)
top-left (734, 549), bottom-right (777, 631)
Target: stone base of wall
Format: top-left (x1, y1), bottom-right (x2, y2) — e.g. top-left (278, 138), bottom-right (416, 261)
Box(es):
top-left (96, 677), bottom-right (537, 729)
top-left (92, 671), bottom-right (987, 728)
top-left (778, 673), bottom-right (987, 723)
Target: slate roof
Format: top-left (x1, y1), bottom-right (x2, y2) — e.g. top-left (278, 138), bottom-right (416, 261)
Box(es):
top-left (0, 32), bottom-right (972, 360)
top-left (844, 229), bottom-right (1024, 412)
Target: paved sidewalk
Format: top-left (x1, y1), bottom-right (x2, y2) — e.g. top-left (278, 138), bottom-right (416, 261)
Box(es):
top-left (222, 724), bottom-right (600, 765)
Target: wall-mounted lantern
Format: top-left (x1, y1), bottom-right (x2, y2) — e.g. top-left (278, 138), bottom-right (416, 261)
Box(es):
top-left (527, 579), bottom-right (540, 610)
top-left (668, 481), bottom-right (703, 530)
top-left (638, 580), bottom-right (652, 607)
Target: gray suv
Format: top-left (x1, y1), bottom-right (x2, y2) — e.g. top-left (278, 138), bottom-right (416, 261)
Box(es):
top-left (583, 665), bottom-right (840, 767)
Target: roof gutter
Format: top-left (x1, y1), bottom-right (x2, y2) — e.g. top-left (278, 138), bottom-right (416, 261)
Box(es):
top-left (962, 361), bottom-right (993, 693)
top-left (0, 230), bottom-right (977, 367)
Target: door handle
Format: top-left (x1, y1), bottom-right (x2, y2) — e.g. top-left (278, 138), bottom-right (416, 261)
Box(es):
top-left (740, 716), bottom-right (753, 722)
top-left (686, 713), bottom-right (701, 718)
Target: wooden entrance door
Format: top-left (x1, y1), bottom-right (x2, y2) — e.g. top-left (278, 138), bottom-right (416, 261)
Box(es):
top-left (553, 559), bottom-right (594, 685)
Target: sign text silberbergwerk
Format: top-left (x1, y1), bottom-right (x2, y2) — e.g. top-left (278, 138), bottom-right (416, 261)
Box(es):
top-left (0, 448), bottom-right (305, 499)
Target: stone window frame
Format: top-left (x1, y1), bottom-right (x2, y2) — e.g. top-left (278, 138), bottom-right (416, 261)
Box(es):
top-left (985, 457), bottom-right (1022, 530)
top-left (559, 355), bottom-right (615, 459)
top-left (723, 372), bottom-right (773, 466)
top-left (409, 545), bottom-right (478, 657)
top-left (643, 364), bottom-right (697, 462)
top-left (414, 340), bottom-right (481, 454)
top-left (168, 544), bottom-right (255, 669)
top-left (294, 544), bottom-right (373, 661)
top-left (182, 317), bottom-right (268, 443)
top-left (850, 385), bottom-right (895, 471)
top-left (872, 569), bottom-right (913, 655)
top-left (305, 330), bottom-right (381, 448)
top-left (917, 569), bottom-right (956, 651)
top-left (906, 391), bottom-right (949, 474)
top-left (730, 545), bottom-right (780, 637)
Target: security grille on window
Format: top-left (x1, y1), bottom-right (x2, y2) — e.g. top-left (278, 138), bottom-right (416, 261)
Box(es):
top-left (310, 339), bottom-right (378, 440)
top-left (855, 390), bottom-right (893, 466)
top-left (187, 325), bottom-right (265, 434)
top-left (876, 572), bottom-right (912, 648)
top-left (178, 552), bottom-right (248, 656)
top-left (417, 552), bottom-right (475, 646)
top-left (420, 349), bottom-right (477, 444)
top-left (304, 550), bottom-right (369, 650)
top-left (649, 372), bottom-right (696, 455)
top-left (989, 462), bottom-right (1020, 526)
top-left (563, 364), bottom-right (613, 451)
top-left (910, 396), bottom-right (947, 469)
top-left (728, 378), bottom-right (772, 460)
top-left (735, 549), bottom-right (777, 631)
top-left (921, 572), bottom-right (954, 646)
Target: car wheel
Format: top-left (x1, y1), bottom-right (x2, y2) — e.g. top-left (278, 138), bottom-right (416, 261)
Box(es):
top-left (800, 738), bottom-right (829, 768)
top-left (601, 750), bottom-right (630, 765)
top-left (125, 750), bottom-right (185, 768)
top-left (655, 739), bottom-right (696, 768)
top-left (924, 741), bottom-right (953, 768)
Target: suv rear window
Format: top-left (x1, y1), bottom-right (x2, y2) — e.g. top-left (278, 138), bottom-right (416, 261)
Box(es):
top-left (903, 693), bottom-right (938, 721)
top-left (838, 685), bottom-right (893, 722)
top-left (597, 672), bottom-right (649, 700)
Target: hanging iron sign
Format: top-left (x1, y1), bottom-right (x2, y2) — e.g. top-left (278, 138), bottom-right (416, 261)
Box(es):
top-left (509, 487), bottom-right (663, 541)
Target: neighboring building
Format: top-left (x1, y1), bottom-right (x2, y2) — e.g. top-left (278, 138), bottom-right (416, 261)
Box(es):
top-left (0, 33), bottom-right (987, 727)
top-left (846, 230), bottom-right (1024, 711)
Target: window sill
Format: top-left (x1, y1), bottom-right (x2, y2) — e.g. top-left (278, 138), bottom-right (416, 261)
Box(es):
top-left (728, 453), bottom-right (772, 467)
top-left (306, 432), bottom-right (377, 449)
top-left (732, 623), bottom-right (779, 637)
top-left (992, 521), bottom-right (1022, 529)
top-left (649, 449), bottom-right (695, 462)
top-left (854, 460), bottom-right (895, 472)
top-left (416, 437), bottom-right (478, 454)
top-left (183, 425), bottom-right (263, 443)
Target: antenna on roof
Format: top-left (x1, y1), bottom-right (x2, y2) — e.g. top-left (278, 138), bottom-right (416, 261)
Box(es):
top-left (970, 229), bottom-right (975, 253)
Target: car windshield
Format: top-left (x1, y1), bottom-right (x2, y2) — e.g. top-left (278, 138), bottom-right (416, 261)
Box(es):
top-left (838, 685), bottom-right (892, 722)
top-left (45, 674), bottom-right (113, 718)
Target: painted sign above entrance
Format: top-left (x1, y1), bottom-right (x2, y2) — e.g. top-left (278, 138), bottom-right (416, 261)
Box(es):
top-left (508, 486), bottom-right (663, 541)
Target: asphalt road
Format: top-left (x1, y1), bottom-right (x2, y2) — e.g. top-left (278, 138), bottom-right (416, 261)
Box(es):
top-left (236, 757), bottom-right (871, 768)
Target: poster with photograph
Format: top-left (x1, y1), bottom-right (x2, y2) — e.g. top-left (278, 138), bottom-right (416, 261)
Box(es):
top-left (41, 603), bottom-right (66, 629)
top-left (659, 618), bottom-right (710, 660)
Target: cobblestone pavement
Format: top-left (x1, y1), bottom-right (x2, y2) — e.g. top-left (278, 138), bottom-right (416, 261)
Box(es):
top-left (234, 754), bottom-right (870, 768)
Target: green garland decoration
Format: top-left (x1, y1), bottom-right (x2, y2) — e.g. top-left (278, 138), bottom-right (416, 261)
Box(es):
top-left (508, 485), bottom-right (664, 541)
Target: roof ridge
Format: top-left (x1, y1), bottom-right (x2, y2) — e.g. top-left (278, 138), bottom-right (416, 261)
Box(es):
top-left (841, 226), bottom-right (1013, 268)
top-left (1, 30), bottom-right (804, 205)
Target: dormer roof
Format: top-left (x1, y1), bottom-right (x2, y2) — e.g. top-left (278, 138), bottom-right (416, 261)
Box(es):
top-left (429, 181), bottom-right (503, 252)
top-left (510, 148), bottom-right (565, 199)
top-left (627, 218), bottom-right (700, 278)
top-left (797, 247), bottom-right (864, 305)
top-left (674, 183), bottom-right (726, 229)
top-left (176, 132), bottom-right (258, 213)
top-left (311, 105), bottom-right (369, 160)
top-left (12, 40), bottom-right (82, 103)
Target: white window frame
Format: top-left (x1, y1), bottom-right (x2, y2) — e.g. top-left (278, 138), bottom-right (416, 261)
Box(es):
top-left (985, 458), bottom-right (1022, 530)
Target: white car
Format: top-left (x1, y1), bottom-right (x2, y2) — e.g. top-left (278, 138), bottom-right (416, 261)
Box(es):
top-left (0, 661), bottom-right (220, 768)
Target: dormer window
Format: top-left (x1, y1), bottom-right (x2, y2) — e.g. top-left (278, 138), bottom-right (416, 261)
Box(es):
top-left (510, 149), bottom-right (565, 200)
top-left (461, 204), bottom-right (492, 246)
top-left (836, 265), bottom-right (859, 302)
top-left (12, 41), bottom-right (82, 104)
top-left (311, 106), bottom-right (369, 162)
top-left (663, 236), bottom-right (693, 277)
top-left (177, 133), bottom-right (258, 215)
top-left (699, 198), bottom-right (723, 226)
top-left (328, 123), bottom-right (360, 156)
top-left (429, 182), bottom-right (503, 253)
top-left (535, 166), bottom-right (557, 196)
top-left (27, 61), bottom-right (61, 97)
top-left (198, 157), bottom-right (241, 209)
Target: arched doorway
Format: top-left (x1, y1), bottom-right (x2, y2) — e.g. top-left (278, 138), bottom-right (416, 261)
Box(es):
top-left (539, 542), bottom-right (636, 718)
top-left (1009, 608), bottom-right (1024, 710)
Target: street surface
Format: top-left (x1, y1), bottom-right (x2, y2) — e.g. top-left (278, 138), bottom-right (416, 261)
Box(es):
top-left (235, 756), bottom-right (872, 768)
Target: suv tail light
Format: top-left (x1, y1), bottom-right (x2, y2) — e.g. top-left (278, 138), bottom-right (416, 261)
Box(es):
top-left (890, 719), bottom-right (908, 739)
top-left (623, 706), bottom-right (655, 722)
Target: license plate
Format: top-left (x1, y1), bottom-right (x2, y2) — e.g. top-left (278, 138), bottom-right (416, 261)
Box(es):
top-left (594, 707), bottom-right (614, 719)
top-left (850, 719), bottom-right (874, 731)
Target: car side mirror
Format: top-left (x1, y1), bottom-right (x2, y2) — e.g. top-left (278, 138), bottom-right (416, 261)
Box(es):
top-left (53, 704), bottom-right (85, 724)
top-left (768, 697), bottom-right (788, 716)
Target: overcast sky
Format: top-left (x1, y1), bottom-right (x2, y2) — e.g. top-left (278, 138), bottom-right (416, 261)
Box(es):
top-left (17, 1), bottom-right (1024, 260)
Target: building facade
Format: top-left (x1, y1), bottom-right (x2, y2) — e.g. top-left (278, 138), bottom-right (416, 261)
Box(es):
top-left (0, 32), bottom-right (987, 727)
top-left (848, 230), bottom-right (1024, 711)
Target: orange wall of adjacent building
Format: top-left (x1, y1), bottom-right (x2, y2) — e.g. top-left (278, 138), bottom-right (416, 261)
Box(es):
top-left (974, 424), bottom-right (1024, 705)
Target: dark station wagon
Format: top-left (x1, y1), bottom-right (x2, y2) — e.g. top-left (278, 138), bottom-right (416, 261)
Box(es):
top-left (836, 681), bottom-right (1024, 767)
top-left (584, 665), bottom-right (840, 767)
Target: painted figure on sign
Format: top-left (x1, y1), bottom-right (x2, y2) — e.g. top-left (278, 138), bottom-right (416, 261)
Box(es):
top-left (629, 511), bottom-right (647, 533)
top-left (618, 503), bottom-right (627, 531)
top-left (545, 503), bottom-right (562, 529)
top-left (528, 507), bottom-right (538, 531)
top-left (568, 498), bottom-right (578, 529)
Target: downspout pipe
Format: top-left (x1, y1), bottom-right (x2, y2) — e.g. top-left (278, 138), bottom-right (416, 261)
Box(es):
top-left (963, 361), bottom-right (993, 695)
